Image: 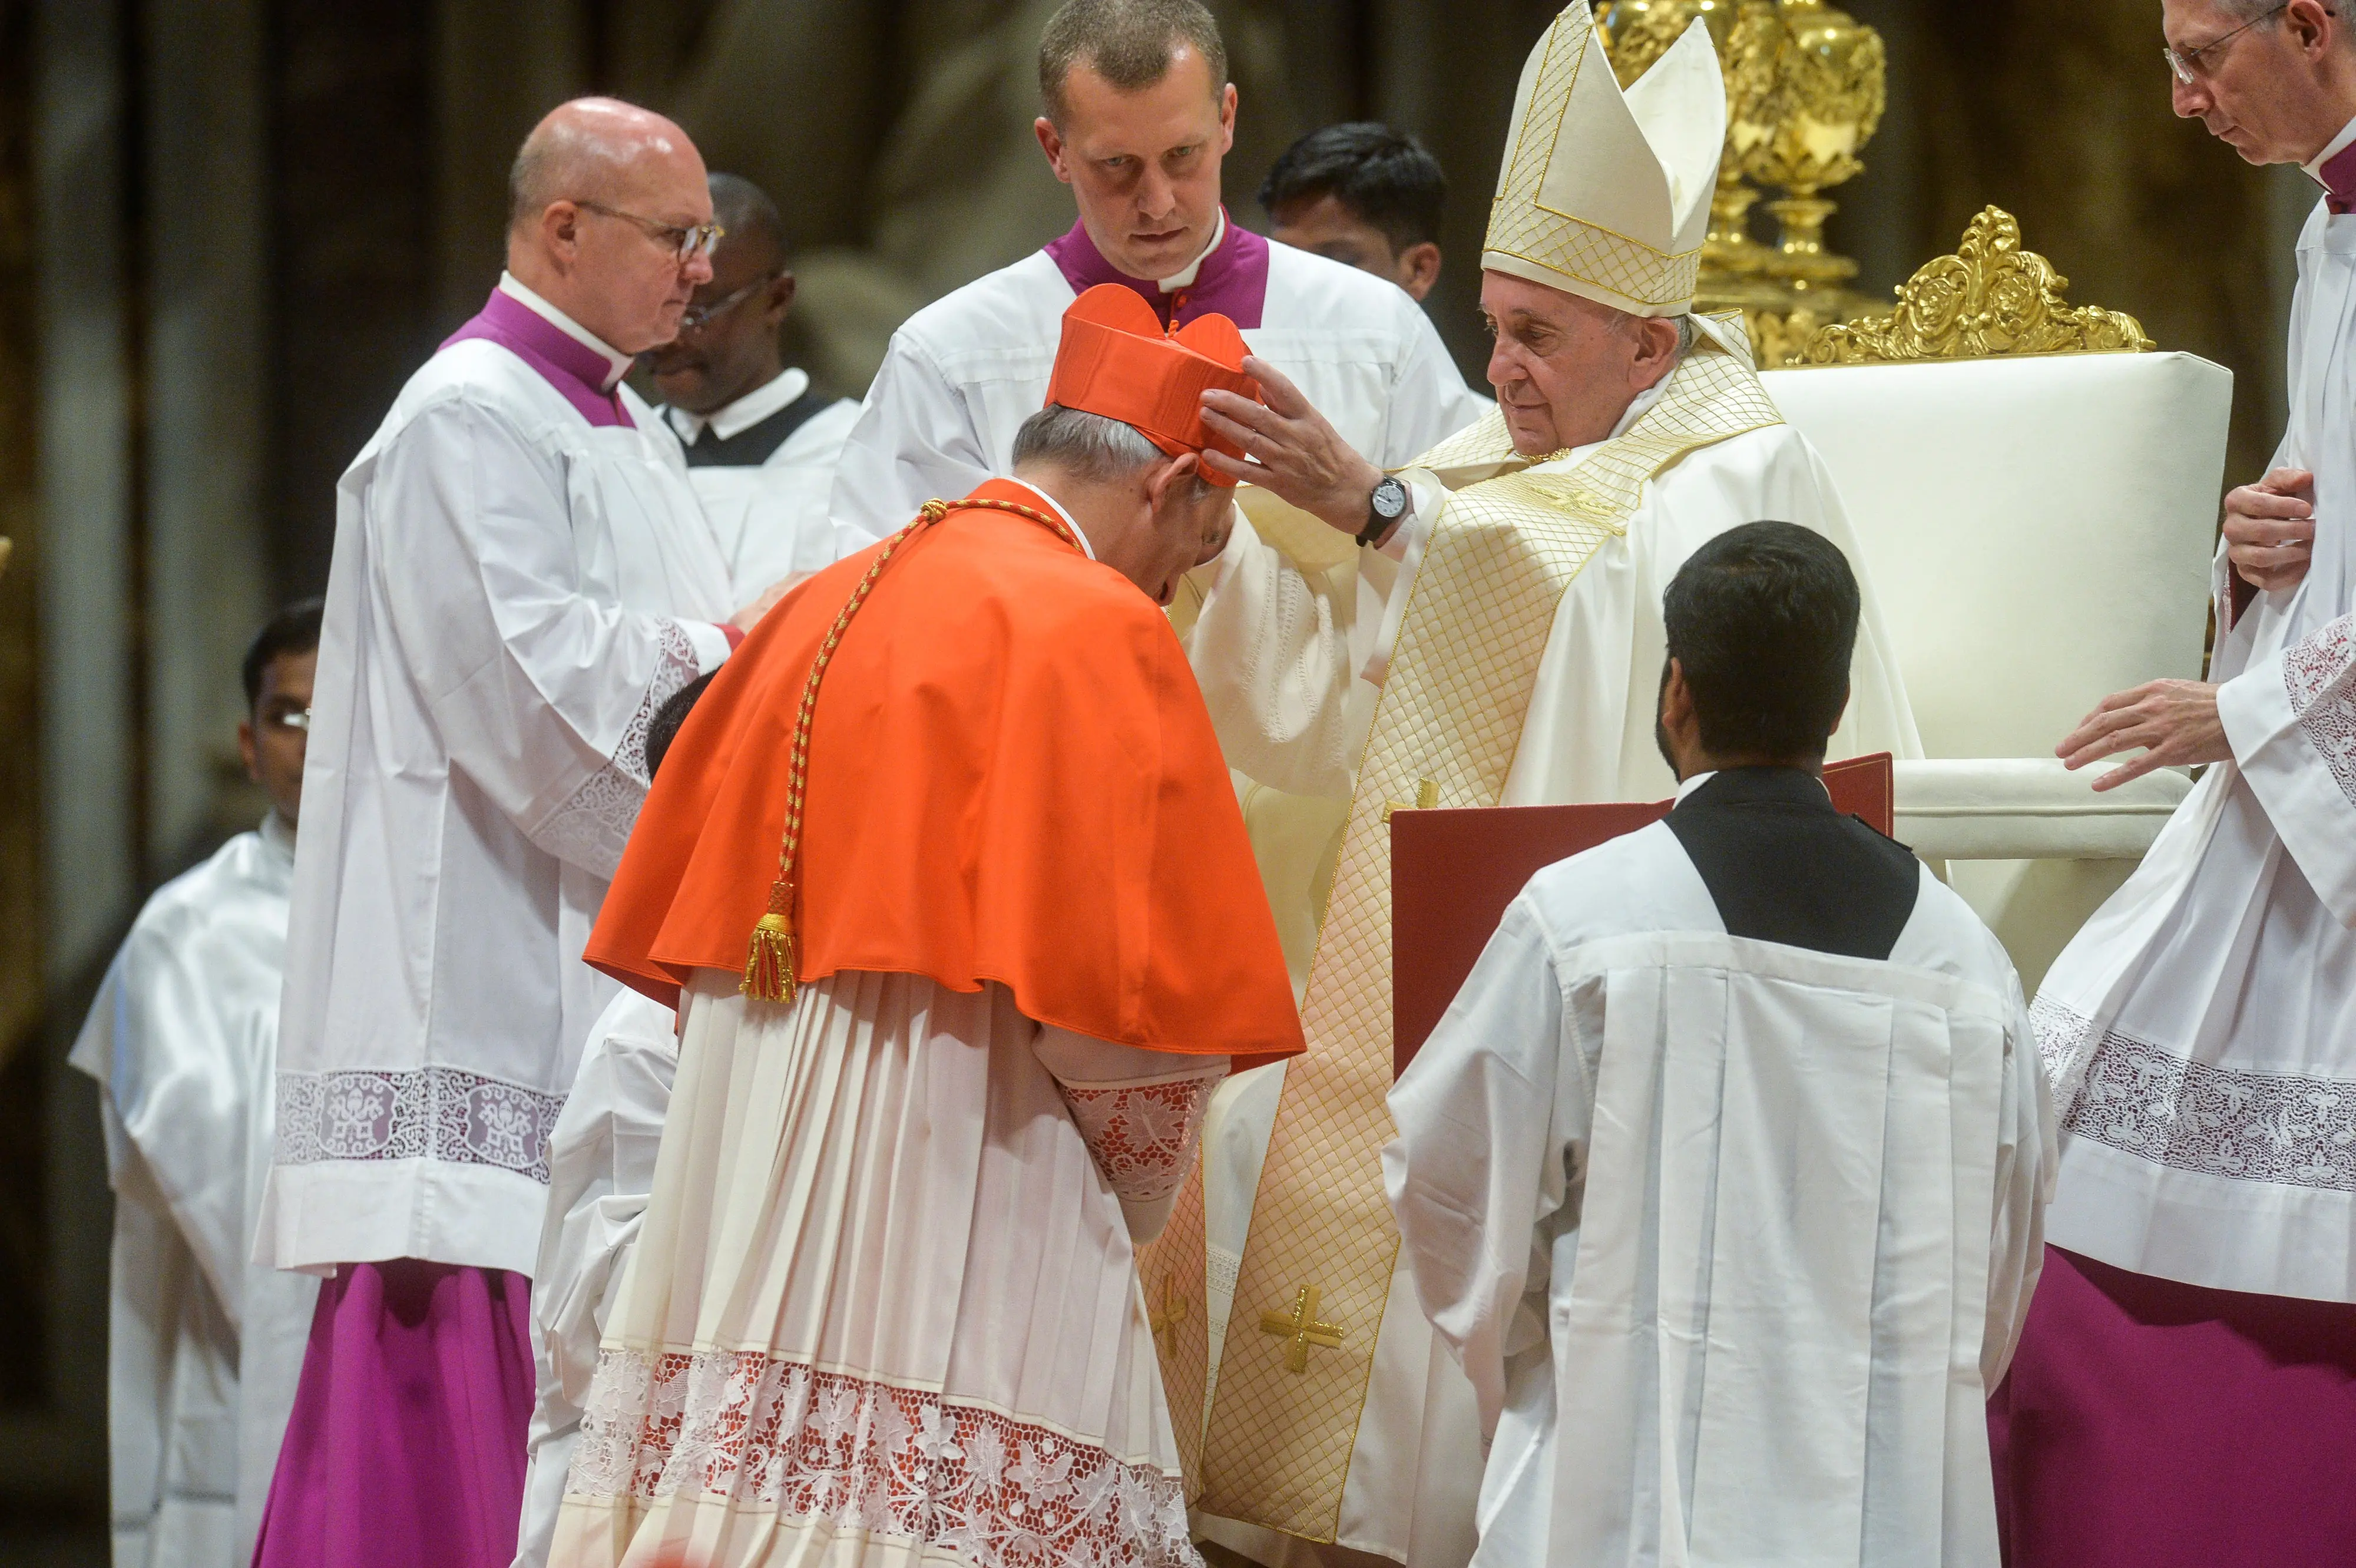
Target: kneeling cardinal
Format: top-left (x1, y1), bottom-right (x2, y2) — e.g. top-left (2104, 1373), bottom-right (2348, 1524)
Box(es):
top-left (549, 284), bottom-right (1304, 1568)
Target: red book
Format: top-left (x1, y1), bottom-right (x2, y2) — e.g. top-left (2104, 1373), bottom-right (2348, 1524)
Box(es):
top-left (1390, 754), bottom-right (1896, 1079)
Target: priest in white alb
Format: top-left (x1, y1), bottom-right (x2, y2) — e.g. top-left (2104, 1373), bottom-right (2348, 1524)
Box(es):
top-left (252, 99), bottom-right (776, 1568)
top-left (646, 173), bottom-right (860, 597)
top-left (72, 603), bottom-right (327, 1567)
top-left (1159, 9), bottom-right (1921, 1563)
top-left (825, 0), bottom-right (1488, 549)
top-left (1993, 3), bottom-right (2356, 1561)
top-left (1388, 522), bottom-right (2051, 1567)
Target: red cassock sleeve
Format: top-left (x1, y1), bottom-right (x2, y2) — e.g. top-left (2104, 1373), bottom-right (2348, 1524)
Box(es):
top-left (584, 480), bottom-right (1306, 1070)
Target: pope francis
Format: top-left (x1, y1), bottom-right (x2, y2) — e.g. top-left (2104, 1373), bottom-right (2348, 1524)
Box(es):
top-left (1164, 9), bottom-right (1922, 1564)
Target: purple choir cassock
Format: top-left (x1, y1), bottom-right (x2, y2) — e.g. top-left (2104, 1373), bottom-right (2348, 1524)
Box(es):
top-left (1993, 121), bottom-right (2356, 1568)
top-left (251, 274), bottom-right (736, 1567)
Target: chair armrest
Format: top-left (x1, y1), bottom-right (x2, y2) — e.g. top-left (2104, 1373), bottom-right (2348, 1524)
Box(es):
top-left (1892, 757), bottom-right (2192, 861)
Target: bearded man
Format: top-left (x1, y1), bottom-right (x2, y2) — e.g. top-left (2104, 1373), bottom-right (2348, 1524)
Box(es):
top-left (1163, 10), bottom-right (1921, 1563)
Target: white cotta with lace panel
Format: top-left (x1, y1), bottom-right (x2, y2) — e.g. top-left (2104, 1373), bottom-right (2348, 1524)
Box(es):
top-left (549, 970), bottom-right (1212, 1568)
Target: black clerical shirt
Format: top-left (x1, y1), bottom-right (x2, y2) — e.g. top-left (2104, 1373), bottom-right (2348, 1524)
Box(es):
top-left (668, 382), bottom-right (843, 469)
top-left (1663, 765), bottom-right (1921, 961)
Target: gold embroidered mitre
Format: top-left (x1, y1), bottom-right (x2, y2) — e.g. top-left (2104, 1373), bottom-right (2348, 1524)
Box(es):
top-left (1484, 4), bottom-right (1724, 318)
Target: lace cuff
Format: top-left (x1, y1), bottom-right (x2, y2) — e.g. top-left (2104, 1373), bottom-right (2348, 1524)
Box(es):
top-left (1051, 1070), bottom-right (1220, 1205)
top-left (533, 620), bottom-right (704, 878)
top-left (2285, 613), bottom-right (2356, 810)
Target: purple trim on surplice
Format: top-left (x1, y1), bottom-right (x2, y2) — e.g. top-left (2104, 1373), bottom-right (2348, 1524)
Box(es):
top-left (1043, 208), bottom-right (1270, 330)
top-left (442, 287), bottom-right (634, 429)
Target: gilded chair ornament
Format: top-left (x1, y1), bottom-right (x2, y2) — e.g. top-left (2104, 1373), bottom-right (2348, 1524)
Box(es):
top-left (1799, 207), bottom-right (2156, 364)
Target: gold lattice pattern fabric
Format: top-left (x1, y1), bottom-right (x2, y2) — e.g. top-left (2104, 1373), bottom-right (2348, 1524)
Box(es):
top-left (1483, 5), bottom-right (1702, 312)
top-left (1189, 343), bottom-right (1782, 1541)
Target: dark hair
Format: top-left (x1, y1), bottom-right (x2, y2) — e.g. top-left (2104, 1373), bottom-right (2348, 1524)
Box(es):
top-left (243, 599), bottom-right (323, 710)
top-left (1039, 0), bottom-right (1228, 126)
top-left (1260, 122), bottom-right (1446, 252)
top-left (1662, 522), bottom-right (1858, 760)
top-left (645, 671), bottom-right (715, 782)
top-left (707, 171), bottom-right (790, 270)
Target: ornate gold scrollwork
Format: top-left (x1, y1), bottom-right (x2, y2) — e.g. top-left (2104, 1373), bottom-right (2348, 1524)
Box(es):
top-left (1799, 207), bottom-right (2156, 365)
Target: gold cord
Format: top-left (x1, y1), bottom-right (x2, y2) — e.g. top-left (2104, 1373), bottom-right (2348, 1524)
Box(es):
top-left (741, 495), bottom-right (1084, 1003)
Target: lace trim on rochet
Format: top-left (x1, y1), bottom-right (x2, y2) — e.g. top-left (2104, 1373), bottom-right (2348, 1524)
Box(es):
top-left (2036, 998), bottom-right (2356, 1194)
top-left (2285, 613), bottom-right (2356, 811)
top-left (1054, 1073), bottom-right (1218, 1205)
top-left (566, 1347), bottom-right (1198, 1568)
top-left (276, 1066), bottom-right (567, 1184)
top-left (535, 620), bottom-right (704, 879)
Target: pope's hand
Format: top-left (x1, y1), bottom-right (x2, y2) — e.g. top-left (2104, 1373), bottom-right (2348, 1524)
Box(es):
top-left (2224, 468), bottom-right (2316, 594)
top-left (2057, 679), bottom-right (2231, 791)
top-left (1199, 356), bottom-right (1387, 536)
top-left (731, 573), bottom-right (809, 634)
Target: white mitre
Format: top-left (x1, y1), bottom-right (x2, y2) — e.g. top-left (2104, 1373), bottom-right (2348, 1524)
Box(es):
top-left (1484, 4), bottom-right (1725, 318)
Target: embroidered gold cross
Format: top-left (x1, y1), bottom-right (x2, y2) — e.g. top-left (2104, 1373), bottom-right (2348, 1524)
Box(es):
top-left (1149, 1276), bottom-right (1190, 1358)
top-left (1260, 1285), bottom-right (1345, 1373)
top-left (1381, 778), bottom-right (1441, 824)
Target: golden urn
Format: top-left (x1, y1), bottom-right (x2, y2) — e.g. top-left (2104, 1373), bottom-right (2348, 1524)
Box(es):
top-left (1597, 0), bottom-right (1890, 363)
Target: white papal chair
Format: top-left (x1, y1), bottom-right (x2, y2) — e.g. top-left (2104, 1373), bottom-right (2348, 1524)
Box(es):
top-left (1761, 207), bottom-right (2232, 987)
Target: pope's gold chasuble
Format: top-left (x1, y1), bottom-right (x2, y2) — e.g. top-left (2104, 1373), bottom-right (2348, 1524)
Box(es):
top-left (1144, 338), bottom-right (1783, 1539)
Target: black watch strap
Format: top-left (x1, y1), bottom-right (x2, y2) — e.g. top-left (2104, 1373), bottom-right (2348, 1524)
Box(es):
top-left (1357, 476), bottom-right (1407, 548)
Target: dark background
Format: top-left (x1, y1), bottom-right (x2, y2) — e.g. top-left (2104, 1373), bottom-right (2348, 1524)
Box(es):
top-left (0, 0), bottom-right (2306, 1548)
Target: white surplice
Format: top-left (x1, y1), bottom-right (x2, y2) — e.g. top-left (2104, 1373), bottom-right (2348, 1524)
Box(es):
top-left (825, 235), bottom-right (1489, 545)
top-left (550, 971), bottom-right (1227, 1568)
top-left (1184, 378), bottom-right (1922, 1564)
top-left (1387, 822), bottom-right (2050, 1567)
top-left (71, 815), bottom-right (323, 1567)
top-left (258, 277), bottom-right (738, 1278)
top-left (654, 368), bottom-right (863, 597)
top-left (2034, 196), bottom-right (2356, 1302)
top-left (514, 987), bottom-right (679, 1568)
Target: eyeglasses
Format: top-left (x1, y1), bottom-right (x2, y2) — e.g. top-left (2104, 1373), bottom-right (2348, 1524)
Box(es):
top-left (679, 272), bottom-right (782, 332)
top-left (573, 199), bottom-right (724, 264)
top-left (2164, 2), bottom-right (2307, 82)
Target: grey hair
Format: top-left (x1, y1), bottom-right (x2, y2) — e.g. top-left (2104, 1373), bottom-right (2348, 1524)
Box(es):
top-left (1609, 309), bottom-right (1700, 359)
top-left (1011, 403), bottom-right (1218, 505)
top-left (1012, 404), bottom-right (1166, 481)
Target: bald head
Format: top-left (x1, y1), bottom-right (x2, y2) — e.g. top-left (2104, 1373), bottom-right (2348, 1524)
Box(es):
top-left (504, 97), bottom-right (714, 355)
top-left (509, 98), bottom-right (700, 233)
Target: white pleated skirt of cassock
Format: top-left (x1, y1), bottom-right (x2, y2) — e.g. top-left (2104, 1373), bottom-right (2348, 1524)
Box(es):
top-left (551, 969), bottom-right (1198, 1568)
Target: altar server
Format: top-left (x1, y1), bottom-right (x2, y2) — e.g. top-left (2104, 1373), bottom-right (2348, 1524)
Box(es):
top-left (1163, 10), bottom-right (1921, 1562)
top-left (647, 174), bottom-right (860, 596)
top-left (513, 673), bottom-right (707, 1568)
top-left (1389, 523), bottom-right (2051, 1567)
top-left (252, 98), bottom-right (769, 1568)
top-left (549, 285), bottom-right (1302, 1568)
top-left (1993, 4), bottom-right (2356, 1562)
top-left (72, 603), bottom-right (327, 1568)
top-left (826, 0), bottom-right (1487, 545)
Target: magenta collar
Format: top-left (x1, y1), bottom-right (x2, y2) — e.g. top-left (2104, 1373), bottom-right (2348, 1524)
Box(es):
top-left (1043, 209), bottom-right (1270, 331)
top-left (441, 288), bottom-right (634, 429)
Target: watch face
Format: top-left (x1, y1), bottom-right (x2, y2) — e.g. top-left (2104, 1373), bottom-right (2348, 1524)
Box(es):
top-left (1373, 477), bottom-right (1407, 520)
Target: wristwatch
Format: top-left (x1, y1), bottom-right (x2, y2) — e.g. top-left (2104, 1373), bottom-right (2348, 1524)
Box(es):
top-left (1357, 475), bottom-right (1409, 548)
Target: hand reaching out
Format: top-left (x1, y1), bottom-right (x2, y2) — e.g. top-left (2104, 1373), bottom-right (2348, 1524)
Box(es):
top-left (2057, 679), bottom-right (2231, 791)
top-left (1198, 356), bottom-right (1387, 537)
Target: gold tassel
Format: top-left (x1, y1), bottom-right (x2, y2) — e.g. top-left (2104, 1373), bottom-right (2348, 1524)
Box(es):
top-left (741, 879), bottom-right (799, 1003)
